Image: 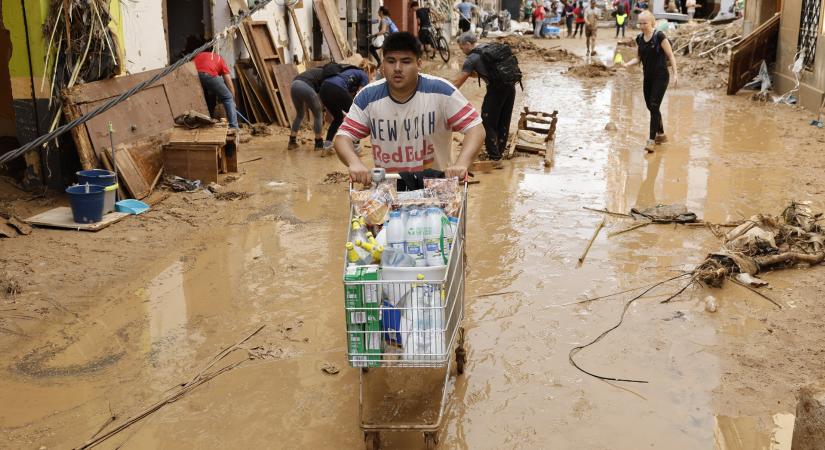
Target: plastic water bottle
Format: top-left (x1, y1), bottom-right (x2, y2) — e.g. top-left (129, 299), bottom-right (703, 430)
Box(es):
top-left (424, 207), bottom-right (446, 266)
top-left (405, 209), bottom-right (426, 267)
top-left (386, 210), bottom-right (406, 252)
top-left (346, 242), bottom-right (368, 266)
top-left (444, 217), bottom-right (459, 257)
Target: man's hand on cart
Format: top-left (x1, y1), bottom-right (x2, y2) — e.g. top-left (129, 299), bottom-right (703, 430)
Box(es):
top-left (445, 164), bottom-right (469, 180)
top-left (333, 135), bottom-right (371, 185)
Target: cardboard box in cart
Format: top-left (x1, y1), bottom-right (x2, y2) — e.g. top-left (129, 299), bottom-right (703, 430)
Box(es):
top-left (344, 265), bottom-right (381, 367)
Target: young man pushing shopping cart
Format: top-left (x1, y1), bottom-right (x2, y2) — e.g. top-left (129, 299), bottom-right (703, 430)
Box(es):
top-left (333, 32), bottom-right (485, 184)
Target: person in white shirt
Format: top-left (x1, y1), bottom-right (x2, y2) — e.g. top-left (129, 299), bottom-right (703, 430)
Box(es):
top-left (334, 32), bottom-right (485, 184)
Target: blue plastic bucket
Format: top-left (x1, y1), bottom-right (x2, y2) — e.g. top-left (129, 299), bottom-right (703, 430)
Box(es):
top-left (66, 184), bottom-right (106, 223)
top-left (77, 169), bottom-right (115, 186)
top-left (77, 170), bottom-right (116, 213)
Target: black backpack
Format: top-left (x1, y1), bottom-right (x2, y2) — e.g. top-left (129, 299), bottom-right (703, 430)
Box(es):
top-left (321, 62), bottom-right (359, 80)
top-left (472, 43), bottom-right (523, 88)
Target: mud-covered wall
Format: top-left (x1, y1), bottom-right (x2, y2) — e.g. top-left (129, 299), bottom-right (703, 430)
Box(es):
top-left (775, 0), bottom-right (825, 112)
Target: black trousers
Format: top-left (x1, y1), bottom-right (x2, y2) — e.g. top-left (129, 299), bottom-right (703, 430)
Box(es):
top-left (574, 22), bottom-right (584, 37)
top-left (459, 17), bottom-right (471, 33)
top-left (643, 72), bottom-right (669, 140)
top-left (481, 83), bottom-right (516, 160)
top-left (319, 83), bottom-right (353, 142)
top-left (369, 45), bottom-right (381, 65)
top-left (615, 22), bottom-right (626, 37)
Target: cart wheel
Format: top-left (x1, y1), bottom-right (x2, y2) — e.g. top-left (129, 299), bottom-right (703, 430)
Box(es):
top-left (424, 432), bottom-right (438, 449)
top-left (455, 327), bottom-right (466, 375)
top-left (364, 431), bottom-right (380, 450)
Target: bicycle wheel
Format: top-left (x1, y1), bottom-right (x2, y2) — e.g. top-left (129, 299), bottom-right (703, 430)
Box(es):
top-left (436, 36), bottom-right (450, 63)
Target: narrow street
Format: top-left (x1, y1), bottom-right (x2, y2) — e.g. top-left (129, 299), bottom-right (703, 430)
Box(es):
top-left (2, 33), bottom-right (825, 449)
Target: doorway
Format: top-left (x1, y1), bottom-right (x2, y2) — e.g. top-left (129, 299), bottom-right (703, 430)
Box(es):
top-left (165, 0), bottom-right (213, 63)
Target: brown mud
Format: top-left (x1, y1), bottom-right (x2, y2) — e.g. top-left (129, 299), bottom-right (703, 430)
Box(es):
top-left (2, 34), bottom-right (825, 449)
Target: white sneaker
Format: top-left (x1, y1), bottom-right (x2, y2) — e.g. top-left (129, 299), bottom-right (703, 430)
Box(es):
top-left (323, 140), bottom-right (333, 151)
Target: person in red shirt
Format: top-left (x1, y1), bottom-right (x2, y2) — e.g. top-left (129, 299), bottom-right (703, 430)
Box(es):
top-left (573, 2), bottom-right (585, 37)
top-left (532, 5), bottom-right (545, 38)
top-left (188, 37), bottom-right (239, 128)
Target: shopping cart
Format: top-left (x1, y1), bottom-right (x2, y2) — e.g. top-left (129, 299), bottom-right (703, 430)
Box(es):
top-left (342, 171), bottom-right (468, 449)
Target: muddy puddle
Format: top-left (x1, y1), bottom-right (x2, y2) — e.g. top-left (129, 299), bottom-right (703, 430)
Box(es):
top-left (1, 38), bottom-right (820, 449)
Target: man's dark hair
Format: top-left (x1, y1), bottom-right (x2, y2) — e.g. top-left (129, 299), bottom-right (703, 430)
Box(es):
top-left (382, 32), bottom-right (423, 58)
top-left (409, 1), bottom-right (419, 8)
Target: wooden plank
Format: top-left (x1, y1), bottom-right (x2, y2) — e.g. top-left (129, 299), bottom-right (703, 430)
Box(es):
top-left (238, 62), bottom-right (275, 122)
top-left (25, 207), bottom-right (130, 231)
top-left (313, 0), bottom-right (344, 61)
top-left (727, 13), bottom-right (780, 95)
top-left (63, 102), bottom-right (100, 170)
top-left (114, 146), bottom-right (152, 199)
top-left (288, 6), bottom-right (312, 64)
top-left (245, 22), bottom-right (288, 125)
top-left (163, 145), bottom-right (220, 184)
top-left (167, 127), bottom-right (228, 145)
top-left (272, 64), bottom-right (299, 123)
top-left (320, 0), bottom-right (351, 58)
top-left (236, 68), bottom-right (265, 123)
top-left (78, 85), bottom-right (173, 152)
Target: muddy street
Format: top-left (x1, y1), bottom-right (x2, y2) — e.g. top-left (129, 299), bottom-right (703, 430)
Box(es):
top-left (3, 35), bottom-right (825, 449)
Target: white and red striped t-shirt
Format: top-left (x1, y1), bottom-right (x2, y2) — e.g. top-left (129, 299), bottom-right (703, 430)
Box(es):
top-left (336, 74), bottom-right (482, 173)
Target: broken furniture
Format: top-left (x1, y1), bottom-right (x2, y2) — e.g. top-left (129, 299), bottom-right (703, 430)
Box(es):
top-left (163, 127), bottom-right (239, 185)
top-left (507, 107), bottom-right (559, 167)
top-left (62, 62), bottom-right (210, 200)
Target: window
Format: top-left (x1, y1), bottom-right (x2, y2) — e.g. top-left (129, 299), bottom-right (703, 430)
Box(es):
top-left (797, 0), bottom-right (821, 69)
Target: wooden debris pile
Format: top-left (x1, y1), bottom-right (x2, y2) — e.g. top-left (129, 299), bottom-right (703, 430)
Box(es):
top-left (43, 0), bottom-right (121, 132)
top-left (669, 19), bottom-right (744, 60)
top-left (494, 36), bottom-right (579, 62)
top-left (695, 201), bottom-right (825, 289)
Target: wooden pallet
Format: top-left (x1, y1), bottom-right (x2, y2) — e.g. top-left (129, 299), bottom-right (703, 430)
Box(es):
top-left (25, 207), bottom-right (130, 231)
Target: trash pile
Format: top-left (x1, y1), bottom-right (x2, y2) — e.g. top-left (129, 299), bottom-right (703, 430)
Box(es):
top-left (565, 61), bottom-right (616, 78)
top-left (695, 202), bottom-right (824, 288)
top-left (668, 19), bottom-right (743, 90)
top-left (494, 36), bottom-right (578, 62)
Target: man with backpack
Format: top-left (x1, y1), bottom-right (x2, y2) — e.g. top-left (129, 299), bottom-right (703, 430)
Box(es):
top-left (452, 32), bottom-right (520, 162)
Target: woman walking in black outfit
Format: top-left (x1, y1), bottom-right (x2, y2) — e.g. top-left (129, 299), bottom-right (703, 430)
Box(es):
top-left (622, 11), bottom-right (678, 153)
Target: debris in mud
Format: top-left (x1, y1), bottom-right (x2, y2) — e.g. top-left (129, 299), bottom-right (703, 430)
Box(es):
top-left (694, 202), bottom-right (824, 291)
top-left (323, 171), bottom-right (350, 184)
top-left (604, 122), bottom-right (617, 131)
top-left (250, 123), bottom-right (272, 136)
top-left (493, 36), bottom-right (578, 62)
top-left (631, 204), bottom-right (698, 223)
top-left (565, 61), bottom-right (615, 78)
top-left (320, 362), bottom-right (340, 375)
top-left (214, 191), bottom-right (252, 201)
top-left (1, 272), bottom-right (22, 297)
top-left (704, 295), bottom-right (718, 313)
top-left (163, 175), bottom-right (201, 192)
top-left (207, 182), bottom-right (224, 194)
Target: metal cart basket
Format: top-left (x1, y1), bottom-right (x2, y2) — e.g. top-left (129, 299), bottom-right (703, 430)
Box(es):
top-left (342, 174), bottom-right (468, 449)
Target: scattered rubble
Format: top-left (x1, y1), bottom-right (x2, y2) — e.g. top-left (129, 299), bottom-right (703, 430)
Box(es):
top-left (214, 191), bottom-right (252, 201)
top-left (494, 35), bottom-right (579, 62)
top-left (323, 171), bottom-right (350, 184)
top-left (565, 61), bottom-right (615, 78)
top-left (1, 272), bottom-right (22, 297)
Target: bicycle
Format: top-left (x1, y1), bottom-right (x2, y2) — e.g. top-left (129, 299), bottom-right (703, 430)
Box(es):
top-left (422, 24), bottom-right (451, 63)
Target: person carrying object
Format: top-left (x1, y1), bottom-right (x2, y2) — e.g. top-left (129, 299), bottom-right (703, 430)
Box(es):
top-left (369, 7), bottom-right (399, 65)
top-left (452, 32), bottom-right (520, 162)
top-left (454, 0), bottom-right (477, 34)
top-left (319, 55), bottom-right (370, 151)
top-left (334, 32), bottom-right (484, 184)
top-left (187, 36), bottom-right (239, 129)
top-left (621, 11), bottom-right (679, 153)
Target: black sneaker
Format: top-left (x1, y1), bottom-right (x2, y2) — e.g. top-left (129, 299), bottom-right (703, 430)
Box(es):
top-left (314, 139), bottom-right (324, 150)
